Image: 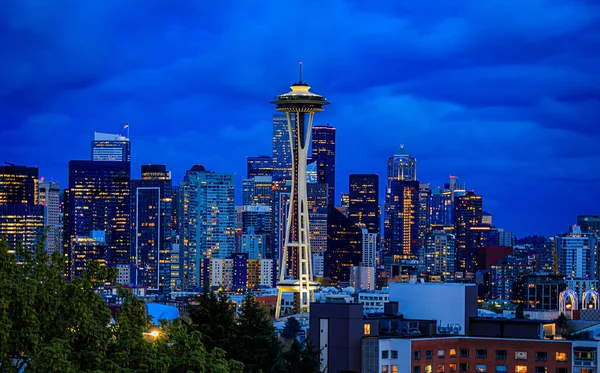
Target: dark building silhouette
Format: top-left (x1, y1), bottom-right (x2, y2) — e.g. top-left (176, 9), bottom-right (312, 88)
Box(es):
top-left (130, 165), bottom-right (173, 291)
top-left (454, 191), bottom-right (483, 275)
top-left (246, 155), bottom-right (273, 178)
top-left (64, 160), bottom-right (130, 279)
top-left (384, 179), bottom-right (420, 257)
top-left (325, 207), bottom-right (362, 284)
top-left (348, 174), bottom-right (380, 235)
top-left (0, 165), bottom-right (39, 205)
top-left (312, 125), bottom-right (336, 207)
top-left (578, 215), bottom-right (600, 235)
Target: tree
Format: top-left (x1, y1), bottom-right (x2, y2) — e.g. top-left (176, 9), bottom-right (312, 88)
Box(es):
top-left (515, 303), bottom-right (525, 319)
top-left (230, 295), bottom-right (284, 373)
top-left (0, 237), bottom-right (243, 372)
top-left (188, 285), bottom-right (236, 353)
top-left (283, 339), bottom-right (321, 373)
top-left (281, 317), bottom-right (301, 340)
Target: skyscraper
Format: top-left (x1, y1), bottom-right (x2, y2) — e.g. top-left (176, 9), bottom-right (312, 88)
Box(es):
top-left (384, 180), bottom-right (420, 257)
top-left (418, 183), bottom-right (431, 251)
top-left (423, 230), bottom-right (456, 280)
top-left (39, 180), bottom-right (61, 255)
top-left (454, 191), bottom-right (483, 276)
top-left (387, 144), bottom-right (416, 185)
top-left (64, 160), bottom-right (130, 279)
top-left (0, 164), bottom-right (44, 253)
top-left (272, 114), bottom-right (293, 181)
top-left (271, 64), bottom-right (329, 318)
top-left (311, 125), bottom-right (336, 207)
top-left (131, 165), bottom-right (173, 291)
top-left (578, 216), bottom-right (600, 236)
top-left (177, 165), bottom-right (235, 289)
top-left (348, 174), bottom-right (380, 236)
top-left (91, 132), bottom-right (131, 162)
top-left (247, 155), bottom-right (273, 178)
top-left (324, 207), bottom-right (362, 284)
top-left (555, 225), bottom-right (598, 280)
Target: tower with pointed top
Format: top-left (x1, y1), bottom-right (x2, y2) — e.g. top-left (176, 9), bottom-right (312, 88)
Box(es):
top-left (271, 63), bottom-right (329, 318)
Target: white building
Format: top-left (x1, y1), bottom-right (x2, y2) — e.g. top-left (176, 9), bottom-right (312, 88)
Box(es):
top-left (556, 225), bottom-right (598, 280)
top-left (388, 282), bottom-right (478, 335)
top-left (38, 180), bottom-right (61, 256)
top-left (361, 226), bottom-right (378, 267)
top-left (357, 290), bottom-right (390, 313)
top-left (350, 266), bottom-right (376, 291)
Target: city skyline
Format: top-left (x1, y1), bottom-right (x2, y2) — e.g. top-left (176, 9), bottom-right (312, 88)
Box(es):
top-left (2, 1), bottom-right (600, 238)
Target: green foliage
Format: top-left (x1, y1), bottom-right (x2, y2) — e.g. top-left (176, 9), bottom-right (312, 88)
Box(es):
top-left (282, 339), bottom-right (320, 373)
top-left (188, 285), bottom-right (236, 353)
top-left (280, 317), bottom-right (301, 340)
top-left (0, 237), bottom-right (242, 372)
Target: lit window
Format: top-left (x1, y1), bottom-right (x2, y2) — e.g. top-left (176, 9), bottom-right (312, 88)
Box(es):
top-left (495, 365), bottom-right (507, 373)
top-left (515, 351), bottom-right (527, 360)
top-left (364, 323), bottom-right (371, 335)
top-left (449, 349), bottom-right (457, 358)
top-left (382, 366), bottom-right (389, 373)
top-left (438, 350), bottom-right (445, 358)
top-left (476, 364), bottom-right (487, 373)
top-left (515, 366), bottom-right (527, 373)
top-left (391, 366), bottom-right (398, 373)
top-left (425, 365), bottom-right (433, 373)
top-left (437, 365), bottom-right (445, 373)
top-left (449, 363), bottom-right (457, 372)
top-left (555, 352), bottom-right (567, 362)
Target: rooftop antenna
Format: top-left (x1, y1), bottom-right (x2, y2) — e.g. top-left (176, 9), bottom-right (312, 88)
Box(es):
top-left (299, 61), bottom-right (303, 83)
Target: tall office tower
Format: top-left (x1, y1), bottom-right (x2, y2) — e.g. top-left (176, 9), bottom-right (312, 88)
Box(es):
top-left (177, 165), bottom-right (235, 289)
top-left (348, 174), bottom-right (380, 236)
top-left (359, 225), bottom-right (378, 267)
top-left (454, 191), bottom-right (483, 276)
top-left (490, 256), bottom-right (533, 300)
top-left (64, 161), bottom-right (130, 279)
top-left (423, 230), bottom-right (456, 280)
top-left (445, 175), bottom-right (466, 200)
top-left (91, 132), bottom-right (131, 162)
top-left (384, 180), bottom-right (420, 257)
top-left (387, 144), bottom-right (416, 184)
top-left (242, 176), bottom-right (273, 206)
top-left (130, 165), bottom-right (173, 291)
top-left (556, 225), bottom-right (598, 280)
top-left (240, 227), bottom-right (266, 259)
top-left (272, 114), bottom-right (293, 181)
top-left (247, 155), bottom-right (273, 178)
top-left (39, 180), bottom-right (61, 255)
top-left (271, 180), bottom-right (291, 261)
top-left (578, 216), bottom-right (600, 236)
top-left (271, 65), bottom-right (329, 318)
top-left (0, 165), bottom-right (44, 253)
top-left (311, 125), bottom-right (336, 207)
top-left (429, 187), bottom-right (453, 227)
top-left (418, 183), bottom-right (431, 250)
top-left (307, 183), bottom-right (328, 210)
top-left (324, 207), bottom-right (362, 284)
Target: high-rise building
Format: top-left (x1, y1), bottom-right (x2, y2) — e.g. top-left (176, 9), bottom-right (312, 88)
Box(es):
top-left (348, 174), bottom-right (380, 236)
top-left (272, 114), bottom-right (293, 182)
top-left (384, 180), bottom-right (420, 257)
top-left (39, 180), bottom-right (61, 255)
top-left (454, 191), bottom-right (483, 276)
top-left (91, 132), bottom-right (130, 162)
top-left (422, 230), bottom-right (456, 280)
top-left (429, 187), bottom-right (453, 227)
top-left (246, 155), bottom-right (273, 178)
top-left (177, 165), bottom-right (235, 289)
top-left (418, 183), bottom-right (431, 250)
top-left (386, 144), bottom-right (416, 185)
top-left (0, 165), bottom-right (44, 253)
top-left (240, 227), bottom-right (266, 259)
top-left (242, 176), bottom-right (273, 206)
top-left (271, 65), bottom-right (329, 318)
top-left (555, 225), bottom-right (598, 280)
top-left (325, 207), bottom-right (362, 284)
top-left (64, 160), bottom-right (130, 279)
top-left (360, 225), bottom-right (378, 267)
top-left (312, 125), bottom-right (336, 207)
top-left (578, 216), bottom-right (600, 236)
top-left (131, 165), bottom-right (173, 291)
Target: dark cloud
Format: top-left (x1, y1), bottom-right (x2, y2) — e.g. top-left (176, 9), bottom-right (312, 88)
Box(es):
top-left (1, 0), bottom-right (600, 237)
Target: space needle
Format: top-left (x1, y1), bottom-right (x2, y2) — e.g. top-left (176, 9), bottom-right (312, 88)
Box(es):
top-left (271, 63), bottom-right (330, 318)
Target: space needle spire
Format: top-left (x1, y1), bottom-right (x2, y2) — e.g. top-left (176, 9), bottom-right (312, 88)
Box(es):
top-left (271, 63), bottom-right (330, 318)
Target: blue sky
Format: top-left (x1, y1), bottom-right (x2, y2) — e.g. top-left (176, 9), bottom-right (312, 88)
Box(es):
top-left (1, 0), bottom-right (599, 237)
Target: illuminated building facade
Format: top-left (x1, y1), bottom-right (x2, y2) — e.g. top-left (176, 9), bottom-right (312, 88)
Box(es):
top-left (39, 180), bottom-right (61, 255)
top-left (423, 230), bottom-right (456, 280)
top-left (418, 183), bottom-right (431, 250)
top-left (555, 225), bottom-right (598, 280)
top-left (578, 215), bottom-right (600, 236)
top-left (454, 191), bottom-right (483, 276)
top-left (429, 187), bottom-right (453, 227)
top-left (0, 165), bottom-right (44, 253)
top-left (242, 175), bottom-right (272, 206)
top-left (490, 256), bottom-right (533, 300)
top-left (384, 179), bottom-right (420, 257)
top-left (131, 164), bottom-right (173, 291)
top-left (177, 166), bottom-right (235, 289)
top-left (272, 114), bottom-right (293, 181)
top-left (386, 144), bottom-right (416, 184)
top-left (246, 155), bottom-right (273, 178)
top-left (64, 160), bottom-right (130, 279)
top-left (271, 66), bottom-right (329, 318)
top-left (91, 132), bottom-right (130, 162)
top-left (348, 174), bottom-right (380, 236)
top-left (201, 254), bottom-right (277, 291)
top-left (312, 125), bottom-right (336, 207)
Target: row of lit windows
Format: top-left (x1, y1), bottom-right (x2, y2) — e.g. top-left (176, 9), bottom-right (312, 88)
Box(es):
top-left (414, 350), bottom-right (567, 362)
top-left (412, 364), bottom-right (565, 373)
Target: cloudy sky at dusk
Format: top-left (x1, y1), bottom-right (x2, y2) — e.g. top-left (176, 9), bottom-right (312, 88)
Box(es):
top-left (1, 0), bottom-right (599, 237)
